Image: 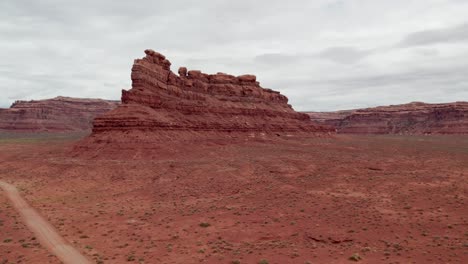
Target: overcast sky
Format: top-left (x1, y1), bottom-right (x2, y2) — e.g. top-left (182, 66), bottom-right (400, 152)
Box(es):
top-left (1, 0), bottom-right (467, 111)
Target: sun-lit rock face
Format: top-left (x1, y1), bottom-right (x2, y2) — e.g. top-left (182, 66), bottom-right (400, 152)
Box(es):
top-left (0, 97), bottom-right (118, 132)
top-left (85, 49), bottom-right (329, 143)
top-left (306, 101), bottom-right (468, 134)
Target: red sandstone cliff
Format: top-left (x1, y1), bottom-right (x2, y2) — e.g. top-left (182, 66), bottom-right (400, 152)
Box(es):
top-left (81, 49), bottom-right (329, 149)
top-left (306, 102), bottom-right (468, 134)
top-left (0, 97), bottom-right (118, 132)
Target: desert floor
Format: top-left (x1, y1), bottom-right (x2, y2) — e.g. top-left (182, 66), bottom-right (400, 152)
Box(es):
top-left (0, 134), bottom-right (467, 264)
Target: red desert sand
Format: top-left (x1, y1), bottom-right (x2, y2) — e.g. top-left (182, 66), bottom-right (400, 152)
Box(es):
top-left (0, 134), bottom-right (467, 263)
top-left (0, 180), bottom-right (90, 264)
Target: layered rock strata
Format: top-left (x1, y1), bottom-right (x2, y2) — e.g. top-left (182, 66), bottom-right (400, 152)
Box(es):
top-left (306, 102), bottom-right (468, 134)
top-left (0, 97), bottom-right (118, 132)
top-left (84, 49), bottom-right (328, 146)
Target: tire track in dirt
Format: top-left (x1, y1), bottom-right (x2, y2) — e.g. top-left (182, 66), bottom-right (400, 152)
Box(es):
top-left (0, 180), bottom-right (91, 264)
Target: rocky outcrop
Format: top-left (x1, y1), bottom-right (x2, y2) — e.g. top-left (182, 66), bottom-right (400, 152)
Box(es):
top-left (0, 97), bottom-right (118, 132)
top-left (80, 49), bottom-right (329, 150)
top-left (306, 102), bottom-right (468, 134)
top-left (306, 110), bottom-right (354, 130)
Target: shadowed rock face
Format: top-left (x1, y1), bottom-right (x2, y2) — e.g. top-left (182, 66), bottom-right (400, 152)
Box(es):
top-left (0, 97), bottom-right (118, 132)
top-left (306, 102), bottom-right (468, 134)
top-left (85, 49), bottom-right (329, 145)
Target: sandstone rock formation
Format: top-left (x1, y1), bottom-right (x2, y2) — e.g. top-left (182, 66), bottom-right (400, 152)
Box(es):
top-left (306, 102), bottom-right (468, 134)
top-left (0, 97), bottom-right (118, 132)
top-left (82, 49), bottom-right (328, 148)
top-left (306, 110), bottom-right (354, 130)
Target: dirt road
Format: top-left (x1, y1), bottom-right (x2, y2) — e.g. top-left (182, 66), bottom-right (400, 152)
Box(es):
top-left (0, 180), bottom-right (91, 264)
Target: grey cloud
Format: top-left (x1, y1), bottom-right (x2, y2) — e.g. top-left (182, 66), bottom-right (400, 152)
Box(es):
top-left (272, 65), bottom-right (468, 111)
top-left (270, 62), bottom-right (468, 93)
top-left (255, 46), bottom-right (371, 66)
top-left (400, 22), bottom-right (468, 47)
top-left (254, 53), bottom-right (304, 65)
top-left (1, 0), bottom-right (468, 110)
top-left (317, 46), bottom-right (371, 64)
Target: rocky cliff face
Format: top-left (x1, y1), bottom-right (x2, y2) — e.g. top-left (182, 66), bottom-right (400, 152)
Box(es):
top-left (306, 110), bottom-right (354, 130)
top-left (81, 49), bottom-right (328, 150)
top-left (0, 97), bottom-right (118, 132)
top-left (306, 102), bottom-right (468, 134)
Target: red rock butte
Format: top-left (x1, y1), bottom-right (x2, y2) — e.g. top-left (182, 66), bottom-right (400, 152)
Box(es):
top-left (79, 49), bottom-right (329, 152)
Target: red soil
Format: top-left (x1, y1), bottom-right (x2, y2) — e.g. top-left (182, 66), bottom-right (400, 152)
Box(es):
top-left (0, 187), bottom-right (61, 264)
top-left (1, 134), bottom-right (467, 263)
top-left (0, 180), bottom-right (90, 264)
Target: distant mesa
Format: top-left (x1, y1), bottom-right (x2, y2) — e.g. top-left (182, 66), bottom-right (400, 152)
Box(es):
top-left (305, 101), bottom-right (468, 134)
top-left (77, 49), bottom-right (330, 153)
top-left (0, 97), bottom-right (119, 133)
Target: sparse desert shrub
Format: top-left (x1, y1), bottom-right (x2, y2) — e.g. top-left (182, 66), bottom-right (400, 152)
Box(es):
top-left (199, 222), bottom-right (211, 228)
top-left (349, 253), bottom-right (362, 261)
top-left (127, 254), bottom-right (135, 261)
